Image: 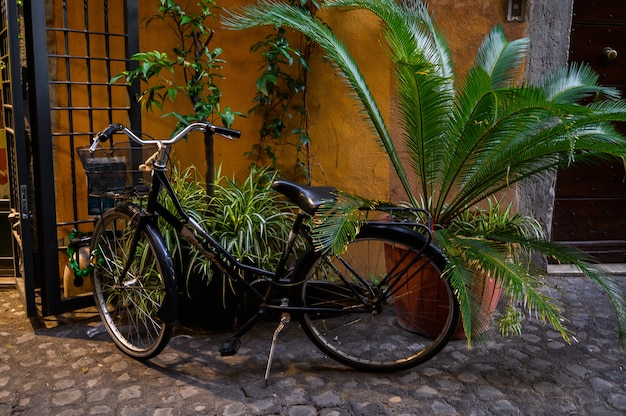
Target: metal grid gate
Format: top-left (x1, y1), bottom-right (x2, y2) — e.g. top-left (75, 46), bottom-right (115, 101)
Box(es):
top-left (5, 0), bottom-right (141, 316)
top-left (1, 0), bottom-right (36, 311)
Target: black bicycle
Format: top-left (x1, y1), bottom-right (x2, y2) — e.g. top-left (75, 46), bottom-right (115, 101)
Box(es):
top-left (78, 122), bottom-right (460, 380)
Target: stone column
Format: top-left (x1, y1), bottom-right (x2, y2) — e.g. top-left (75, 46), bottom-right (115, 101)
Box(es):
top-left (518, 0), bottom-right (574, 271)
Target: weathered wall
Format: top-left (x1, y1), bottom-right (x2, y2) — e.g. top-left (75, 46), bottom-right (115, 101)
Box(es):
top-left (123, 0), bottom-right (527, 201)
top-left (428, 0), bottom-right (526, 76)
top-left (53, 0), bottom-right (573, 232)
top-left (135, 1), bottom-right (393, 199)
top-left (518, 0), bottom-right (574, 271)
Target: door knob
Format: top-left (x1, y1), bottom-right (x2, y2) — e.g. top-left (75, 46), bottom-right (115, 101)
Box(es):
top-left (601, 47), bottom-right (618, 61)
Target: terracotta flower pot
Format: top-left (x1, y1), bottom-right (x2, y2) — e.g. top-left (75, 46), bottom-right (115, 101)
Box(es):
top-left (386, 244), bottom-right (502, 340)
top-left (455, 271), bottom-right (502, 339)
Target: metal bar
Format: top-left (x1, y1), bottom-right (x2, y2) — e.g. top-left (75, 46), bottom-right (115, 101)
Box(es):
top-left (47, 55), bottom-right (128, 61)
top-left (3, 0), bottom-right (142, 316)
top-left (104, 0), bottom-right (114, 126)
top-left (50, 106), bottom-right (132, 111)
top-left (50, 81), bottom-right (127, 86)
top-left (25, 0), bottom-right (62, 316)
top-left (45, 27), bottom-right (128, 36)
top-left (125, 0), bottom-right (142, 132)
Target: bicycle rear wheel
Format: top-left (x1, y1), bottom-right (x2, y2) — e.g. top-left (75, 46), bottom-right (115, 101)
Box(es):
top-left (295, 225), bottom-right (459, 372)
top-left (90, 206), bottom-right (177, 359)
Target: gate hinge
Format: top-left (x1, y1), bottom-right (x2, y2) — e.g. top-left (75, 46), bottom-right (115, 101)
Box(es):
top-left (19, 184), bottom-right (28, 219)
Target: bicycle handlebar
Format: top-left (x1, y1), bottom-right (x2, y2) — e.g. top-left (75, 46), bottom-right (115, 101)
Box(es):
top-left (89, 122), bottom-right (241, 153)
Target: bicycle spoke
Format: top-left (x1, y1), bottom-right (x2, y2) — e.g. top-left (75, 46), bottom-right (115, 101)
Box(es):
top-left (298, 227), bottom-right (458, 372)
top-left (91, 207), bottom-right (175, 359)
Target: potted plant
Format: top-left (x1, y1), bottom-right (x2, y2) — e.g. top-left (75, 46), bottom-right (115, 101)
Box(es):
top-left (446, 198), bottom-right (544, 339)
top-left (111, 0), bottom-right (305, 330)
top-left (223, 0), bottom-right (626, 345)
top-left (157, 164), bottom-right (298, 331)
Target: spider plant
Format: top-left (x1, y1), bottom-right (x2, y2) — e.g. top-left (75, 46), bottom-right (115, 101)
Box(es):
top-left (223, 0), bottom-right (626, 346)
top-left (207, 165), bottom-right (298, 274)
top-left (159, 164), bottom-right (297, 289)
top-left (158, 163), bottom-right (298, 329)
top-left (157, 164), bottom-right (211, 286)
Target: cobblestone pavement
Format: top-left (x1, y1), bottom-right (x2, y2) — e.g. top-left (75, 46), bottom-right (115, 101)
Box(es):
top-left (0, 273), bottom-right (625, 415)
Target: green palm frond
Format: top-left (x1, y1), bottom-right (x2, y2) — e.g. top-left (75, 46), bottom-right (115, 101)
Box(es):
top-left (435, 229), bottom-right (475, 341)
top-left (541, 61), bottom-right (622, 103)
top-left (223, 2), bottom-right (414, 205)
top-left (225, 0), bottom-right (626, 348)
top-left (399, 61), bottom-right (454, 205)
top-left (311, 191), bottom-right (383, 254)
top-left (576, 264), bottom-right (626, 348)
top-left (374, 0), bottom-right (456, 206)
top-left (438, 229), bottom-right (571, 345)
top-left (449, 213), bottom-right (626, 345)
top-left (520, 237), bottom-right (626, 347)
top-left (328, 0), bottom-right (454, 78)
top-left (344, 0), bottom-right (456, 207)
top-left (475, 25), bottom-right (529, 89)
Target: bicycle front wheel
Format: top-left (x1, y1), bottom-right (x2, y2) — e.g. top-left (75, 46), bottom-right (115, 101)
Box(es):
top-left (295, 225), bottom-right (459, 372)
top-left (90, 206), bottom-right (177, 359)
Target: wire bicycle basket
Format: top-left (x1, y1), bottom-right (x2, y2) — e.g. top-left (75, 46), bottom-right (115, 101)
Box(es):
top-left (77, 142), bottom-right (157, 199)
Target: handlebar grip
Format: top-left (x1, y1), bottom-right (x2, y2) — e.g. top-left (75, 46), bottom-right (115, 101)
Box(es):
top-left (95, 124), bottom-right (120, 143)
top-left (211, 125), bottom-right (241, 139)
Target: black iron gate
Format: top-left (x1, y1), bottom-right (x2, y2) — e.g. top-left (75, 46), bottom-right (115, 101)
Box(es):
top-left (1, 0), bottom-right (36, 312)
top-left (2, 0), bottom-right (141, 316)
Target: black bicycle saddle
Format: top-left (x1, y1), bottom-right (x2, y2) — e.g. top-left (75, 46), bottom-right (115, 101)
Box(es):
top-left (271, 179), bottom-right (336, 215)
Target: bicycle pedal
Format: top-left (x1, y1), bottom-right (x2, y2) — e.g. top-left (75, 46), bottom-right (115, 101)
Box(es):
top-left (219, 337), bottom-right (241, 356)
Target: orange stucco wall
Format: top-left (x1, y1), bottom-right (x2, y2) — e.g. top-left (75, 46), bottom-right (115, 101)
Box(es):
top-left (53, 0), bottom-right (527, 230)
top-left (430, 1), bottom-right (526, 76)
top-left (136, 0), bottom-right (525, 194)
top-left (132, 2), bottom-right (394, 199)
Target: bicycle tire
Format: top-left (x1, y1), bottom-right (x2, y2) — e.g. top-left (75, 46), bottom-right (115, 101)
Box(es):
top-left (90, 206), bottom-right (177, 359)
top-left (294, 224), bottom-right (459, 372)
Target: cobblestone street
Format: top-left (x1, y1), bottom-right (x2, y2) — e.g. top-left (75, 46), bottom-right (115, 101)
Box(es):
top-left (1, 271), bottom-right (625, 415)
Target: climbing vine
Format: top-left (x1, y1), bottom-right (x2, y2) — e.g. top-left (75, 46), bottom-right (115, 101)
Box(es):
top-left (111, 0), bottom-right (241, 191)
top-left (247, 0), bottom-right (319, 183)
top-left (112, 0), bottom-right (237, 129)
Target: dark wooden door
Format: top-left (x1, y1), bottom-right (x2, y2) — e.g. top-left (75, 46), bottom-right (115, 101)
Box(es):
top-left (551, 0), bottom-right (626, 263)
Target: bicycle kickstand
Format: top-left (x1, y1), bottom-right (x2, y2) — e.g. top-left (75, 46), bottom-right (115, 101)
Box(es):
top-left (264, 298), bottom-right (290, 386)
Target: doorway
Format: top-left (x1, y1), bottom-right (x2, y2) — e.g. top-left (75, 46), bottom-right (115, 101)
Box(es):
top-left (551, 0), bottom-right (626, 263)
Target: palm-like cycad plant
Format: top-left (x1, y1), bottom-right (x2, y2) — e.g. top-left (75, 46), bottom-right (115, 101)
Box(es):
top-left (224, 0), bottom-right (626, 346)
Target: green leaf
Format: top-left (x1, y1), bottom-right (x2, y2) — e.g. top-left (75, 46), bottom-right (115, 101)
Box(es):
top-left (109, 73), bottom-right (128, 84)
top-left (220, 107), bottom-right (240, 127)
top-left (256, 72), bottom-right (278, 95)
top-left (312, 191), bottom-right (387, 255)
top-left (475, 25), bottom-right (529, 89)
top-left (167, 87), bottom-right (178, 102)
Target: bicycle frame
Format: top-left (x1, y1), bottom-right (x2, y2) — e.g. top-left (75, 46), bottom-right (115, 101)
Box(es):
top-left (138, 157), bottom-right (433, 310)
top-left (92, 124), bottom-right (442, 336)
top-left (89, 124), bottom-right (364, 319)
